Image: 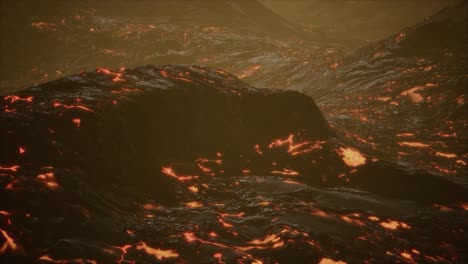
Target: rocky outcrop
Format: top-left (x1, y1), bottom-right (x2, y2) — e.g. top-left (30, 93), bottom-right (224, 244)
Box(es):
top-left (0, 65), bottom-right (330, 191)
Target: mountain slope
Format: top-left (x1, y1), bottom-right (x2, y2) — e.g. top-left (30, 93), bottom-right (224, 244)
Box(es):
top-left (308, 1), bottom-right (468, 184)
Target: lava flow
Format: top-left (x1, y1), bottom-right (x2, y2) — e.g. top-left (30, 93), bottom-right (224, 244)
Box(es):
top-left (0, 1), bottom-right (467, 263)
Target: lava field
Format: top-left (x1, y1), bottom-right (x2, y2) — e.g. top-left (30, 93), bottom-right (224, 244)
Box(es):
top-left (0, 1), bottom-right (467, 263)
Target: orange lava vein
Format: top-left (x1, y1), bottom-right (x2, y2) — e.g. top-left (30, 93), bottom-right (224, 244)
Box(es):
top-left (161, 166), bottom-right (196, 182)
top-left (52, 102), bottom-right (94, 112)
top-left (4, 95), bottom-right (34, 103)
top-left (398, 142), bottom-right (430, 148)
top-left (183, 232), bottom-right (263, 264)
top-left (0, 166), bottom-right (20, 172)
top-left (0, 228), bottom-right (18, 254)
top-left (136, 241), bottom-right (179, 260)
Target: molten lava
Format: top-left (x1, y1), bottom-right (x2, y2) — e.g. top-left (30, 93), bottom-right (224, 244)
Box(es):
top-left (338, 147), bottom-right (366, 167)
top-left (136, 242), bottom-right (179, 261)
